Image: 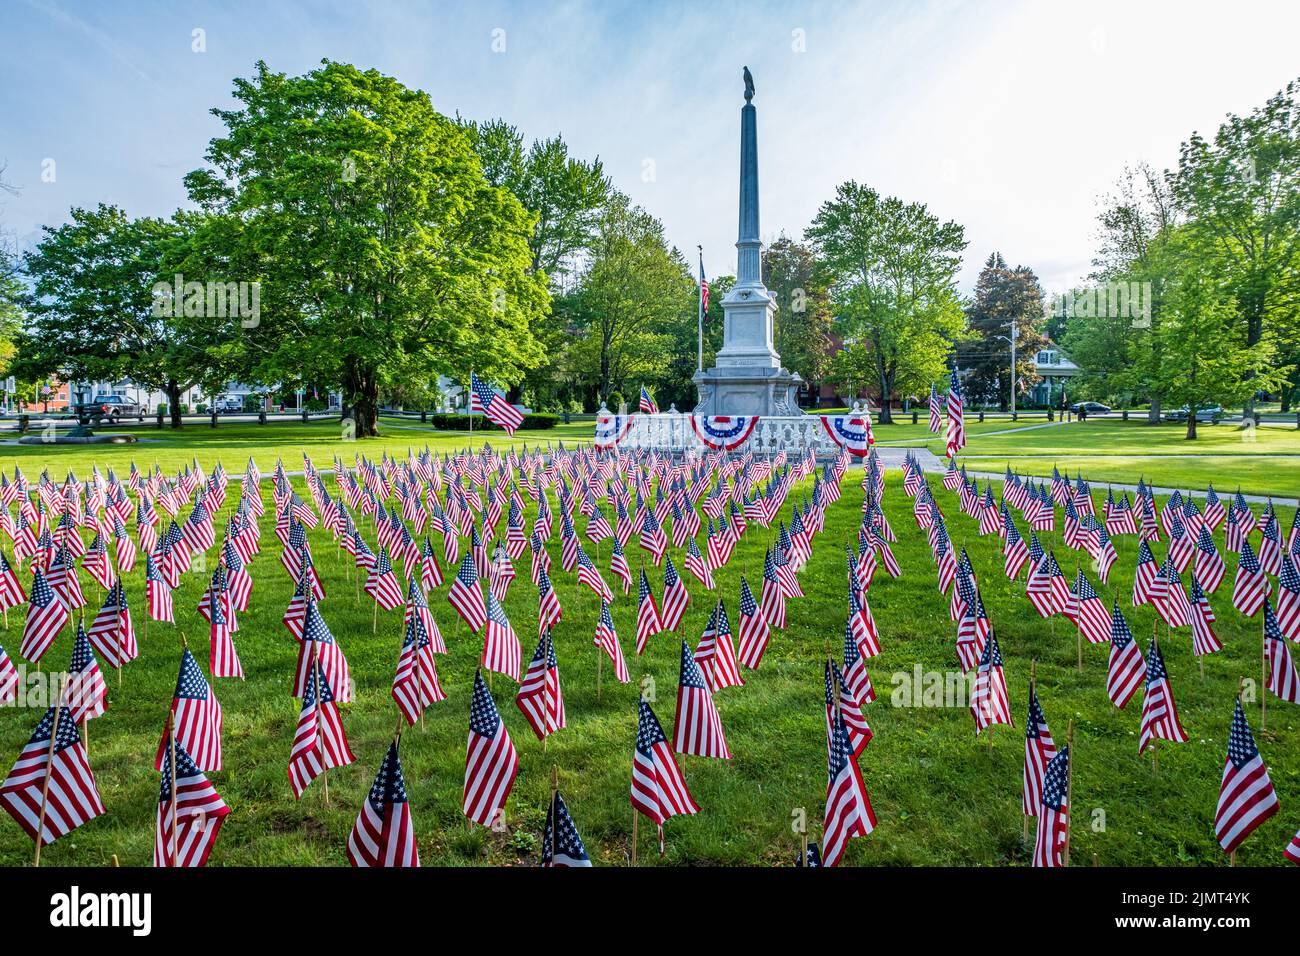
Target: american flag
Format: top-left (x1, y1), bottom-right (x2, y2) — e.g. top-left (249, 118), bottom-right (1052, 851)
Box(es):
top-left (593, 599), bottom-right (631, 684)
top-left (536, 563), bottom-right (563, 634)
top-left (516, 629), bottom-right (565, 740)
top-left (1138, 636), bottom-right (1187, 753)
top-left (470, 372), bottom-right (523, 436)
top-left (347, 740), bottom-right (419, 867)
top-left (448, 552), bottom-right (488, 633)
top-left (289, 653), bottom-right (355, 799)
top-left (0, 641), bottom-right (16, 705)
top-left (635, 568), bottom-right (663, 655)
top-left (145, 551), bottom-right (174, 624)
top-left (822, 696), bottom-right (875, 868)
top-left (945, 370), bottom-right (965, 457)
top-left (759, 548), bottom-right (786, 630)
top-left (155, 732), bottom-right (230, 867)
top-left (208, 580), bottom-right (243, 680)
top-left (694, 600), bottom-right (743, 692)
top-left (155, 648), bottom-right (223, 773)
top-left (1022, 686), bottom-right (1057, 816)
top-left (63, 622), bottom-right (107, 725)
top-left (928, 383), bottom-right (943, 433)
top-left (464, 671), bottom-right (518, 826)
top-left (736, 573), bottom-right (772, 670)
top-left (1072, 571), bottom-right (1111, 645)
top-left (825, 657), bottom-right (871, 758)
top-left (482, 591), bottom-right (522, 682)
top-left (639, 386), bottom-right (658, 415)
top-left (1, 704), bottom-right (103, 848)
top-left (970, 630), bottom-right (1013, 733)
top-left (20, 567), bottom-right (66, 663)
top-left (660, 554), bottom-right (690, 632)
top-left (1003, 511), bottom-right (1029, 579)
top-left (609, 539), bottom-right (632, 594)
top-left (392, 615), bottom-right (445, 726)
top-left (1106, 602), bottom-right (1146, 709)
top-left (1189, 574), bottom-right (1223, 657)
top-left (88, 579), bottom-right (137, 670)
top-left (1232, 537), bottom-right (1270, 617)
top-left (294, 597), bottom-right (353, 704)
top-left (365, 546), bottom-right (405, 611)
top-left (630, 696), bottom-right (698, 853)
top-left (672, 639), bottom-right (730, 759)
top-left (1278, 554), bottom-right (1300, 640)
top-left (639, 509), bottom-right (667, 565)
top-left (1264, 599), bottom-right (1300, 704)
top-left (542, 790), bottom-right (591, 868)
top-left (1032, 745), bottom-right (1070, 867)
top-left (1214, 698), bottom-right (1278, 854)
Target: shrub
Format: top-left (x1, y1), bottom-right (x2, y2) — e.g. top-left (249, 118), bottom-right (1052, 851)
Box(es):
top-left (606, 390), bottom-right (624, 410)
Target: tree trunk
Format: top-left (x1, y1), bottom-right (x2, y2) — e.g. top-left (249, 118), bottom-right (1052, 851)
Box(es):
top-left (344, 366), bottom-right (381, 438)
top-left (1186, 414), bottom-right (1197, 440)
top-left (166, 380), bottom-right (184, 429)
top-left (876, 369), bottom-right (894, 424)
top-left (1149, 401), bottom-right (1164, 425)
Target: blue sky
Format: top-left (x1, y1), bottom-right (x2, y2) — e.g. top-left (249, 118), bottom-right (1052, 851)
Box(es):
top-left (2, 0), bottom-right (1298, 294)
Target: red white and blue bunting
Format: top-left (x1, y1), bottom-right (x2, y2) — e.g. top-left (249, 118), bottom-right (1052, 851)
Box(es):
top-left (689, 415), bottom-right (760, 451)
top-left (819, 414), bottom-right (873, 457)
top-left (593, 412), bottom-right (635, 449)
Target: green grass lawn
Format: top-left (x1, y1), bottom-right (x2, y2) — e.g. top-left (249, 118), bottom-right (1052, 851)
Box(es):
top-left (1, 451), bottom-right (1297, 866)
top-left (0, 419), bottom-right (593, 481)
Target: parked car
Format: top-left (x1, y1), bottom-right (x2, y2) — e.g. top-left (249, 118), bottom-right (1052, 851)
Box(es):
top-left (1068, 401), bottom-right (1111, 415)
top-left (214, 395), bottom-right (245, 414)
top-left (71, 394), bottom-right (144, 425)
top-left (1164, 404), bottom-right (1223, 423)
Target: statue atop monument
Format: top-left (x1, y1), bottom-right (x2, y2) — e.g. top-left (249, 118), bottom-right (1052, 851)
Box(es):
top-left (692, 66), bottom-right (803, 418)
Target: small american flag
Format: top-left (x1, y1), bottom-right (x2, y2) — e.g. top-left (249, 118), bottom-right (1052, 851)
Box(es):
top-left (945, 370), bottom-right (965, 457)
top-left (155, 733), bottom-right (229, 867)
top-left (1106, 601), bottom-right (1145, 709)
top-left (463, 670), bottom-right (518, 826)
top-left (593, 599), bottom-right (630, 684)
top-left (1032, 745), bottom-right (1070, 867)
top-left (20, 567), bottom-right (66, 663)
top-left (288, 653), bottom-right (355, 800)
top-left (928, 384), bottom-right (943, 433)
top-left (542, 790), bottom-right (592, 867)
top-left (630, 696), bottom-right (697, 853)
top-left (347, 739), bottom-right (419, 867)
top-left (1265, 599), bottom-right (1300, 704)
top-left (482, 590), bottom-right (522, 682)
top-left (156, 648), bottom-right (223, 772)
top-left (448, 553), bottom-right (488, 633)
top-left (1, 705), bottom-right (104, 847)
top-left (470, 372), bottom-right (523, 436)
top-left (392, 615), bottom-right (445, 726)
top-left (516, 629), bottom-right (565, 740)
top-left (672, 639), bottom-right (730, 759)
top-left (1022, 686), bottom-right (1057, 816)
top-left (639, 386), bottom-right (658, 415)
top-left (736, 573), bottom-right (772, 670)
top-left (822, 698), bottom-right (875, 867)
top-left (1214, 698), bottom-right (1278, 854)
top-left (635, 568), bottom-right (663, 655)
top-left (660, 554), bottom-right (690, 632)
top-left (1138, 635), bottom-right (1187, 753)
top-left (1232, 537), bottom-right (1270, 617)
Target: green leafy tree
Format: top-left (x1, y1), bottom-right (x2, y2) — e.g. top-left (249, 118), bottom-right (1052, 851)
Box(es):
top-left (762, 235), bottom-right (833, 400)
top-left (184, 61), bottom-right (548, 437)
top-left (17, 205), bottom-right (232, 427)
top-left (1173, 77), bottom-right (1300, 414)
top-left (1154, 229), bottom-right (1286, 438)
top-left (958, 252), bottom-right (1047, 410)
top-left (805, 182), bottom-right (968, 423)
top-left (562, 193), bottom-right (693, 408)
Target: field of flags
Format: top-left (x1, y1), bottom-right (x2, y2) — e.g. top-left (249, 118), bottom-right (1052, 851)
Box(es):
top-left (0, 424), bottom-right (1297, 867)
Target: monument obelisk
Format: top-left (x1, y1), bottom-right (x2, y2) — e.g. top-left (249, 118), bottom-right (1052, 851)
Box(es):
top-left (693, 66), bottom-right (802, 417)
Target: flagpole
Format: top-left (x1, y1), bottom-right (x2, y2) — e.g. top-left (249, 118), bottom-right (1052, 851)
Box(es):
top-left (1063, 719), bottom-right (1074, 867)
top-left (697, 246), bottom-right (704, 374)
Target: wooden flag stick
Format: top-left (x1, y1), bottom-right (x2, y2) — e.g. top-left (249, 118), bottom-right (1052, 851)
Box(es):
top-left (33, 678), bottom-right (64, 867)
top-left (169, 712), bottom-right (179, 867)
top-left (1262, 611), bottom-right (1269, 731)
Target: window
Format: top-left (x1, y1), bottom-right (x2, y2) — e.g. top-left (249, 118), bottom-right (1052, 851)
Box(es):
top-left (1037, 350), bottom-right (1058, 365)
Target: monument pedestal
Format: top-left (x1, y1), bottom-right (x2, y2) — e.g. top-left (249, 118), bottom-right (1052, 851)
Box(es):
top-left (692, 366), bottom-right (802, 417)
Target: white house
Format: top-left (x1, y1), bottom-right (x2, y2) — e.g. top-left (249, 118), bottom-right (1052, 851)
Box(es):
top-left (1030, 345), bottom-right (1080, 406)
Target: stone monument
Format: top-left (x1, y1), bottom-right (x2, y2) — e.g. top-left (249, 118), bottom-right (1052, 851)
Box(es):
top-left (693, 66), bottom-right (803, 417)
